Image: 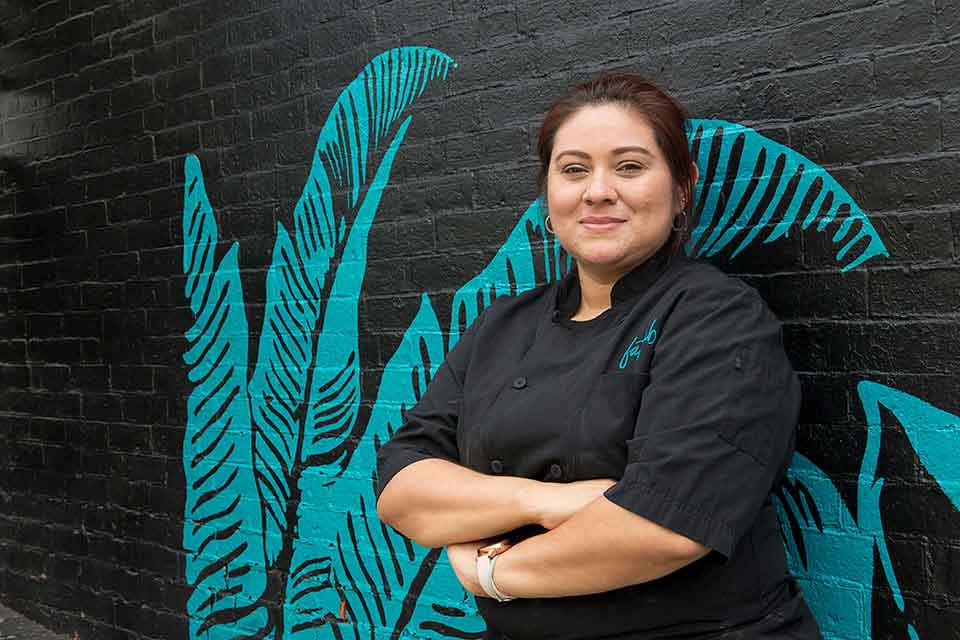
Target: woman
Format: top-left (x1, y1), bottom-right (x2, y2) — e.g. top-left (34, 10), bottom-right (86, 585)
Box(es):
top-left (375, 73), bottom-right (822, 639)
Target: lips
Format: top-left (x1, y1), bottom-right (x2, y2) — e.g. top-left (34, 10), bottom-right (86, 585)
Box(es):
top-left (580, 217), bottom-right (625, 231)
top-left (580, 217), bottom-right (624, 224)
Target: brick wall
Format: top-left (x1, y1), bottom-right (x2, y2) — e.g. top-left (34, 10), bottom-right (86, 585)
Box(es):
top-left (1, 1), bottom-right (958, 638)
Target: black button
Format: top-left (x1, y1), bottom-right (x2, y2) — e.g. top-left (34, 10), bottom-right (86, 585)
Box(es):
top-left (548, 463), bottom-right (562, 480)
top-left (511, 376), bottom-right (527, 389)
top-left (490, 459), bottom-right (504, 474)
top-left (551, 310), bottom-right (561, 322)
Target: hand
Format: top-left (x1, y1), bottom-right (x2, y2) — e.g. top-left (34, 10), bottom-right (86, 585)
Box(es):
top-left (525, 478), bottom-right (618, 530)
top-left (444, 539), bottom-right (491, 597)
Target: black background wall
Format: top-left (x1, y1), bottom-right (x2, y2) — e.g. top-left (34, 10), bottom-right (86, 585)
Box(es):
top-left (1, 0), bottom-right (959, 638)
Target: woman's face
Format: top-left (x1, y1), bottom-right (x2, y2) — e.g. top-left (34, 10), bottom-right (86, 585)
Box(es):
top-left (546, 103), bottom-right (690, 275)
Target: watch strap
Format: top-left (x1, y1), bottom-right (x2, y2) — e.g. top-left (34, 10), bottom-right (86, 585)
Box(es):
top-left (489, 556), bottom-right (515, 601)
top-left (476, 553), bottom-right (515, 602)
top-left (476, 553), bottom-right (498, 599)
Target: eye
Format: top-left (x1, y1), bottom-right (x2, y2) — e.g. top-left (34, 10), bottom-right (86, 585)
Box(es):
top-left (619, 162), bottom-right (645, 172)
top-left (561, 165), bottom-right (587, 175)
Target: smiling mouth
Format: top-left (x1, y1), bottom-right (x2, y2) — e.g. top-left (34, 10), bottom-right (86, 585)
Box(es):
top-left (580, 219), bottom-right (625, 230)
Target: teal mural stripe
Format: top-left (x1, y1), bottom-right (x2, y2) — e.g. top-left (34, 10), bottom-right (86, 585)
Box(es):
top-left (181, 155), bottom-right (269, 640)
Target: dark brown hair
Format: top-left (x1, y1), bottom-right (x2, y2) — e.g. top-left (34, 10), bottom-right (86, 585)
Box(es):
top-left (536, 72), bottom-right (697, 256)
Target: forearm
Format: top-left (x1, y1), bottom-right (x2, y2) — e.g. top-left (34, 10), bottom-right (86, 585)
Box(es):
top-left (493, 495), bottom-right (710, 598)
top-left (376, 458), bottom-right (543, 548)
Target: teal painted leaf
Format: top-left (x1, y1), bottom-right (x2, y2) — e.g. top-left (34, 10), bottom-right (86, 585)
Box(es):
top-left (773, 381), bottom-right (958, 640)
top-left (858, 381), bottom-right (960, 513)
top-left (299, 115), bottom-right (413, 465)
top-left (247, 46), bottom-right (456, 574)
top-left (285, 294), bottom-right (465, 637)
top-left (280, 114), bottom-right (417, 638)
top-left (775, 453), bottom-right (871, 639)
top-left (686, 119), bottom-right (889, 271)
top-left (249, 224), bottom-right (315, 558)
top-left (448, 199), bottom-right (569, 344)
top-left (181, 155), bottom-right (269, 640)
top-left (856, 381), bottom-right (959, 639)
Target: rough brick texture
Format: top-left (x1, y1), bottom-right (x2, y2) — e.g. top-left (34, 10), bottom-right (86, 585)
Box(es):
top-left (1, 1), bottom-right (958, 639)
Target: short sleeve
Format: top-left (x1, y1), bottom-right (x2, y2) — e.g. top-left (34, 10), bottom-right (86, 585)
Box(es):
top-left (603, 282), bottom-right (800, 559)
top-left (374, 311), bottom-right (484, 504)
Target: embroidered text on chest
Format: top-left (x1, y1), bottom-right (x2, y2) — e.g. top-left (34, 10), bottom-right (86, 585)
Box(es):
top-left (618, 319), bottom-right (658, 369)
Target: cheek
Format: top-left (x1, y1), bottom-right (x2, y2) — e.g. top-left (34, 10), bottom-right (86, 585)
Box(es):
top-left (627, 177), bottom-right (677, 215)
top-left (546, 180), bottom-right (580, 214)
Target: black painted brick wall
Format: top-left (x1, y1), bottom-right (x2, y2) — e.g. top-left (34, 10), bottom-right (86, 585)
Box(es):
top-left (1, 0), bottom-right (958, 638)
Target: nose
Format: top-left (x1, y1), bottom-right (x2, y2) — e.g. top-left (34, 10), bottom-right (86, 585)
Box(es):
top-left (582, 169), bottom-right (617, 205)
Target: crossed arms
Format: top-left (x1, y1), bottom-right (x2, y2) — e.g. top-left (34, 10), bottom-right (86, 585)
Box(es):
top-left (375, 458), bottom-right (710, 599)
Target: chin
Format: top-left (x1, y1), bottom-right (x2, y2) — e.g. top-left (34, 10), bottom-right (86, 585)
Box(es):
top-left (576, 242), bottom-right (665, 270)
top-left (574, 249), bottom-right (631, 268)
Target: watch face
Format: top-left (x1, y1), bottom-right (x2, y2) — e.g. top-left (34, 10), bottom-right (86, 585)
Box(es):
top-left (477, 540), bottom-right (512, 558)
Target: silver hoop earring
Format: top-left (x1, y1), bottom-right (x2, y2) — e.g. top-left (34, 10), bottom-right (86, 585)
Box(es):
top-left (671, 210), bottom-right (687, 232)
top-left (544, 215), bottom-right (555, 235)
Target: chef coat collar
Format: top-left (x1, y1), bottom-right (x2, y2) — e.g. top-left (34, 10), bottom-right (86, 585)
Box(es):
top-left (553, 241), bottom-right (678, 319)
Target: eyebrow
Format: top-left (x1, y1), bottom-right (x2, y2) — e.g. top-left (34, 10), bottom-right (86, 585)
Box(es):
top-left (555, 146), bottom-right (655, 161)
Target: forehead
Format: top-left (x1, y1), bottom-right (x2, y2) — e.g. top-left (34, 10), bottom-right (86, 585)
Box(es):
top-left (552, 103), bottom-right (659, 156)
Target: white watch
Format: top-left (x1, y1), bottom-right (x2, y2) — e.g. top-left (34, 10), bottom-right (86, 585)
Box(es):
top-left (476, 540), bottom-right (516, 602)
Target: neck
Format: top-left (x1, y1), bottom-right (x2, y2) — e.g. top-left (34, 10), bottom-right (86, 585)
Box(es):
top-left (573, 262), bottom-right (625, 319)
top-left (573, 246), bottom-right (669, 319)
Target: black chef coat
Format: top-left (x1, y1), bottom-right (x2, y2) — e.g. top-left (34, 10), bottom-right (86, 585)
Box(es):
top-left (375, 243), bottom-right (823, 640)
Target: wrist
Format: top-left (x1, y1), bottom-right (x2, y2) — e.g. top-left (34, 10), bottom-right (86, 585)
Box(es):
top-left (476, 543), bottom-right (516, 602)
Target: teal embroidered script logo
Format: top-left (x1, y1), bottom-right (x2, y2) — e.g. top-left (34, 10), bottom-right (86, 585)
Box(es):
top-left (618, 319), bottom-right (658, 369)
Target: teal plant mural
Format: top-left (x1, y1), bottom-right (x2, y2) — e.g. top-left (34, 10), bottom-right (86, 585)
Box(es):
top-left (181, 45), bottom-right (954, 640)
top-left (684, 120), bottom-right (888, 270)
top-left (776, 383), bottom-right (960, 640)
top-left (181, 46), bottom-right (463, 639)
